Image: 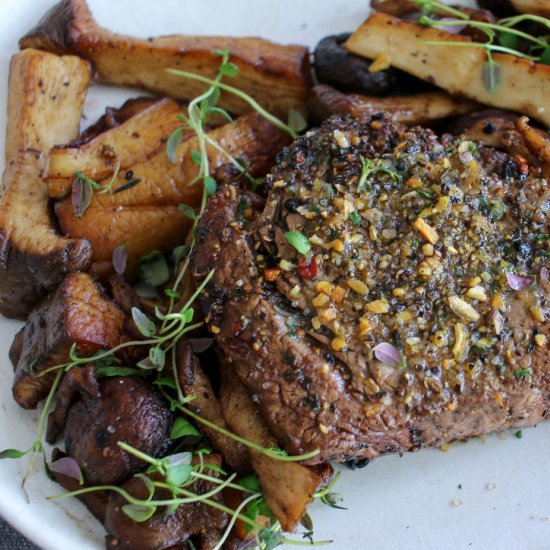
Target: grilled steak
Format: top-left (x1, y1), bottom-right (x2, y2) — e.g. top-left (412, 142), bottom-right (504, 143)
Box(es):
top-left (192, 115), bottom-right (549, 463)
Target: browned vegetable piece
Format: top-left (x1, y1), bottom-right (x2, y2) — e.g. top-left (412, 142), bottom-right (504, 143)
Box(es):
top-left (54, 113), bottom-right (291, 276)
top-left (219, 369), bottom-right (329, 532)
top-left (314, 33), bottom-right (397, 95)
top-left (510, 0), bottom-right (550, 16)
top-left (55, 203), bottom-right (190, 277)
top-left (46, 98), bottom-right (184, 198)
top-left (177, 341), bottom-right (250, 475)
top-left (20, 0), bottom-right (310, 117)
top-left (309, 84), bottom-right (478, 125)
top-left (12, 272), bottom-right (126, 409)
top-left (47, 368), bottom-right (173, 485)
top-left (344, 13), bottom-right (550, 127)
top-left (448, 109), bottom-right (550, 169)
top-left (104, 455), bottom-right (228, 550)
top-left (515, 116), bottom-right (550, 175)
top-left (370, 0), bottom-right (420, 17)
top-left (4, 48), bottom-right (91, 163)
top-left (0, 49), bottom-right (92, 319)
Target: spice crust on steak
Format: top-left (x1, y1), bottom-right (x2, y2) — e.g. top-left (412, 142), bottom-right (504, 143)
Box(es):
top-left (192, 115), bottom-right (549, 463)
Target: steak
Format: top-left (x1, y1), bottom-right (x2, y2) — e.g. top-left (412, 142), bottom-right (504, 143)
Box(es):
top-left (192, 115), bottom-right (549, 463)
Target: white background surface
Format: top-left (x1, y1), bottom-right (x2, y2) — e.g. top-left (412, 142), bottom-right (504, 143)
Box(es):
top-left (0, 1), bottom-right (548, 549)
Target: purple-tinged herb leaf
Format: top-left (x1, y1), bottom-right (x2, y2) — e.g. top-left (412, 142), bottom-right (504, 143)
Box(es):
top-left (189, 337), bottom-right (214, 353)
top-left (50, 457), bottom-right (84, 484)
top-left (507, 272), bottom-right (533, 291)
top-left (112, 244), bottom-right (128, 275)
top-left (373, 342), bottom-right (405, 368)
top-left (71, 177), bottom-right (93, 218)
top-left (482, 60), bottom-right (501, 92)
top-left (287, 108), bottom-right (308, 133)
top-left (179, 203), bottom-right (196, 220)
top-left (132, 307), bottom-right (156, 337)
top-left (166, 127), bottom-right (184, 164)
top-left (122, 503), bottom-right (156, 523)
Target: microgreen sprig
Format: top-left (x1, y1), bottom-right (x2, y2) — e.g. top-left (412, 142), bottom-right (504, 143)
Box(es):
top-left (357, 156), bottom-right (402, 193)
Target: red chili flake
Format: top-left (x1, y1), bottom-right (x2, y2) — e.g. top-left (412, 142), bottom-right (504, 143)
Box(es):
top-left (514, 155), bottom-right (529, 177)
top-left (264, 268), bottom-right (281, 282)
top-left (298, 257), bottom-right (318, 280)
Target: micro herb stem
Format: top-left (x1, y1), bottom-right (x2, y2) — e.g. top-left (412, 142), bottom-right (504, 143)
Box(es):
top-left (499, 14), bottom-right (550, 30)
top-left (415, 0), bottom-right (468, 20)
top-left (422, 17), bottom-right (547, 47)
top-left (174, 403), bottom-right (320, 462)
top-left (212, 492), bottom-right (262, 550)
top-left (419, 40), bottom-right (540, 61)
top-left (166, 69), bottom-right (299, 139)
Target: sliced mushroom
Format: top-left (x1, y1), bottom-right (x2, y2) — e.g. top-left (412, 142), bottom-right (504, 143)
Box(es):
top-left (0, 48), bottom-right (92, 319)
top-left (12, 272), bottom-right (126, 409)
top-left (20, 0), bottom-right (310, 117)
top-left (309, 84), bottom-right (478, 125)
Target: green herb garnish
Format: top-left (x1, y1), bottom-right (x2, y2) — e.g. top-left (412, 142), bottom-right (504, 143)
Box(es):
top-left (285, 230), bottom-right (311, 256)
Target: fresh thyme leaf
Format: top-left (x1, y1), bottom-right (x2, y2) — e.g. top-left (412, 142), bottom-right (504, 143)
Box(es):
top-left (514, 368), bottom-right (531, 380)
top-left (541, 45), bottom-right (550, 65)
top-left (71, 176), bottom-right (93, 218)
top-left (285, 230), bottom-right (311, 256)
top-left (482, 59), bottom-right (502, 92)
top-left (415, 189), bottom-right (433, 200)
top-left (190, 150), bottom-right (202, 165)
top-left (131, 307), bottom-right (156, 338)
top-left (287, 108), bottom-right (308, 133)
top-left (204, 176), bottom-right (217, 196)
top-left (205, 105), bottom-right (233, 123)
top-left (122, 503), bottom-right (156, 523)
top-left (239, 474), bottom-right (261, 493)
top-left (179, 203), bottom-right (196, 220)
top-left (220, 62), bottom-right (239, 77)
top-left (112, 243), bottom-right (128, 275)
top-left (165, 288), bottom-right (181, 299)
top-left (349, 211), bottom-right (362, 227)
top-left (207, 86), bottom-right (221, 107)
top-left (170, 417), bottom-right (201, 440)
top-left (498, 30), bottom-right (519, 51)
top-left (172, 244), bottom-right (190, 266)
top-left (137, 250), bottom-right (170, 286)
top-left (0, 448), bottom-right (28, 459)
top-left (166, 127), bottom-right (183, 164)
top-left (148, 347), bottom-right (166, 370)
top-left (113, 178), bottom-right (142, 194)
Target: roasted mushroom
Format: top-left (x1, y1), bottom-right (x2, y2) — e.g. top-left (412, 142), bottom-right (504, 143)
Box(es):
top-left (12, 272), bottom-right (126, 409)
top-left (47, 368), bottom-right (173, 485)
top-left (104, 455), bottom-right (228, 550)
top-left (0, 49), bottom-right (92, 319)
top-left (20, 0), bottom-right (310, 117)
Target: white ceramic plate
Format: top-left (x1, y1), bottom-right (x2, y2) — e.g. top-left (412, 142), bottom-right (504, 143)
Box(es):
top-left (0, 1), bottom-right (549, 549)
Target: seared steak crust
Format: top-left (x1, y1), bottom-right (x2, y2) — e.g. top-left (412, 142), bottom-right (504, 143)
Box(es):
top-left (193, 116), bottom-right (549, 463)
